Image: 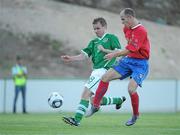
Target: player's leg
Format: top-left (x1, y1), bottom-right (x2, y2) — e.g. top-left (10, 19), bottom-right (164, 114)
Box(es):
top-left (86, 68), bottom-right (122, 117)
top-left (126, 58), bottom-right (149, 126)
top-left (125, 79), bottom-right (139, 126)
top-left (90, 96), bottom-right (126, 109)
top-left (63, 87), bottom-right (92, 126)
top-left (86, 57), bottom-right (134, 117)
top-left (63, 69), bottom-right (106, 126)
top-left (75, 88), bottom-right (93, 122)
top-left (93, 68), bottom-right (122, 108)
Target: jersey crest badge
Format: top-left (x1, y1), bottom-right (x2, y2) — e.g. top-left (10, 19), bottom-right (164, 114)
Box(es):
top-left (102, 38), bottom-right (108, 43)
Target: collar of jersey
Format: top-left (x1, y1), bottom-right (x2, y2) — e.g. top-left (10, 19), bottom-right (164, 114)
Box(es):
top-left (131, 23), bottom-right (141, 29)
top-left (97, 33), bottom-right (107, 40)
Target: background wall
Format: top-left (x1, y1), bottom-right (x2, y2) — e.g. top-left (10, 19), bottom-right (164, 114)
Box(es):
top-left (0, 79), bottom-right (180, 113)
top-left (1, 0), bottom-right (180, 79)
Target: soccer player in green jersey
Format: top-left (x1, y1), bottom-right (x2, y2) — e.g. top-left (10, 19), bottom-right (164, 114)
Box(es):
top-left (61, 17), bottom-right (126, 126)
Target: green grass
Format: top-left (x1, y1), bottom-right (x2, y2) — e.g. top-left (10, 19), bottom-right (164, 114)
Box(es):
top-left (0, 112), bottom-right (180, 135)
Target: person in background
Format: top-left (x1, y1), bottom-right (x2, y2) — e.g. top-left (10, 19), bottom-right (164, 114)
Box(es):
top-left (12, 55), bottom-right (28, 114)
top-left (86, 8), bottom-right (150, 126)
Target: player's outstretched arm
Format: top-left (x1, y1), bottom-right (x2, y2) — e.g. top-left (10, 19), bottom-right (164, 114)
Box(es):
top-left (61, 53), bottom-right (86, 63)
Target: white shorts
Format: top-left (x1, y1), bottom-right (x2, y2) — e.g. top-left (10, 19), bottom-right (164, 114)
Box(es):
top-left (84, 68), bottom-right (107, 94)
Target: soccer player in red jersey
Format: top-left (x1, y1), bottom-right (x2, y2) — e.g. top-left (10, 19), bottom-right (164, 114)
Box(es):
top-left (86, 8), bottom-right (150, 126)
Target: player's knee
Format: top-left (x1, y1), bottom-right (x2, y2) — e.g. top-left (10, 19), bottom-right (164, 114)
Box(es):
top-left (128, 87), bottom-right (137, 94)
top-left (101, 75), bottom-right (109, 82)
top-left (81, 89), bottom-right (93, 99)
top-left (90, 96), bottom-right (94, 104)
top-left (128, 89), bottom-right (134, 95)
top-left (128, 79), bottom-right (138, 94)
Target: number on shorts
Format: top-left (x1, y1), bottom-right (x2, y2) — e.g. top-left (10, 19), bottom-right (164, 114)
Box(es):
top-left (87, 76), bottom-right (95, 84)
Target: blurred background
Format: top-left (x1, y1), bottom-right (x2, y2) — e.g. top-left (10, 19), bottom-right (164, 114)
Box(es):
top-left (0, 0), bottom-right (180, 113)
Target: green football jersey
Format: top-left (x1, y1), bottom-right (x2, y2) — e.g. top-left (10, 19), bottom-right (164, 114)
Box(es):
top-left (81, 33), bottom-right (121, 69)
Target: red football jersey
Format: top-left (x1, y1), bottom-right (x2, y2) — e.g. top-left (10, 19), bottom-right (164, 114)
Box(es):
top-left (123, 24), bottom-right (150, 59)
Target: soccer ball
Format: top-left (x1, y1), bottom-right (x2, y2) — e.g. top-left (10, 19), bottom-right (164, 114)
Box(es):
top-left (48, 92), bottom-right (64, 108)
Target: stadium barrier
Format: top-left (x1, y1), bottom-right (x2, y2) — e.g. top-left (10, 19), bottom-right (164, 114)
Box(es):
top-left (0, 79), bottom-right (179, 113)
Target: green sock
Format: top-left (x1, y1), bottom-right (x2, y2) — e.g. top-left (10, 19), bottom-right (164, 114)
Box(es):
top-left (74, 99), bottom-right (89, 123)
top-left (101, 97), bottom-right (123, 105)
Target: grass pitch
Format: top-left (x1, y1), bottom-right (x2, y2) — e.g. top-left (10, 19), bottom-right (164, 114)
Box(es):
top-left (0, 112), bottom-right (179, 135)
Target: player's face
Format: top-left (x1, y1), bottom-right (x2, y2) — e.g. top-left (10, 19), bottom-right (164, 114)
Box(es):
top-left (93, 22), bottom-right (106, 38)
top-left (120, 11), bottom-right (132, 28)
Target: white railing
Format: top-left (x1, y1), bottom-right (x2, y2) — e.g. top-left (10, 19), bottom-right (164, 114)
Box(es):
top-left (0, 79), bottom-right (179, 113)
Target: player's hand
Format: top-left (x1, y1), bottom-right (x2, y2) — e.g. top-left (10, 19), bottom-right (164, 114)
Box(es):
top-left (104, 52), bottom-right (116, 60)
top-left (61, 55), bottom-right (72, 62)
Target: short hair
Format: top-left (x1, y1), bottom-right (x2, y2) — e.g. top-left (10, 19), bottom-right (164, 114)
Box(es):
top-left (123, 8), bottom-right (136, 17)
top-left (92, 17), bottom-right (107, 27)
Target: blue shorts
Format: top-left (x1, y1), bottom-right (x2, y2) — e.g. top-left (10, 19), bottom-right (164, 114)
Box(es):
top-left (113, 56), bottom-right (149, 87)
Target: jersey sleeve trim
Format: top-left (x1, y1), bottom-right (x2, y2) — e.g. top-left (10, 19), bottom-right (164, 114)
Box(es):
top-left (81, 50), bottom-right (89, 58)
